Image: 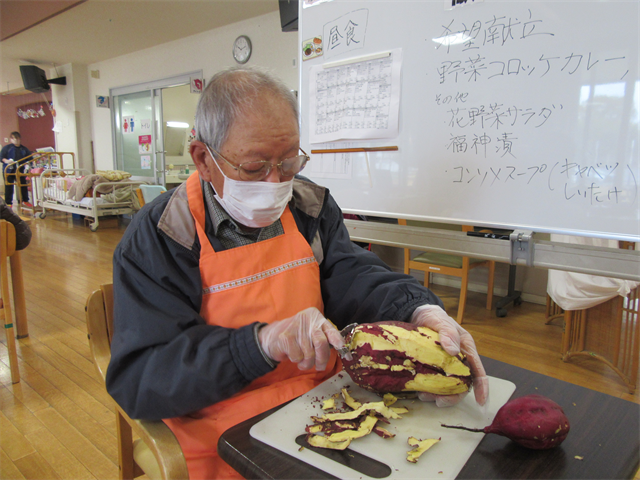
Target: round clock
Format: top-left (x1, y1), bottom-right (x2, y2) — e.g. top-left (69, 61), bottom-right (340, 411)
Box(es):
top-left (233, 35), bottom-right (252, 64)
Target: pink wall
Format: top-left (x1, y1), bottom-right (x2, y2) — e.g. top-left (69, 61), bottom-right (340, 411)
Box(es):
top-left (17, 101), bottom-right (56, 150)
top-left (0, 91), bottom-right (53, 147)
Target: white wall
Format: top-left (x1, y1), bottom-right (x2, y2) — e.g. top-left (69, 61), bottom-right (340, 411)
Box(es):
top-left (50, 63), bottom-right (75, 168)
top-left (73, 64), bottom-right (93, 171)
top-left (50, 63), bottom-right (93, 171)
top-left (88, 11), bottom-right (298, 171)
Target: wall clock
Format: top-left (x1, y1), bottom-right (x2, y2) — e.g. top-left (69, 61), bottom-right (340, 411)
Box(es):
top-left (233, 35), bottom-right (252, 64)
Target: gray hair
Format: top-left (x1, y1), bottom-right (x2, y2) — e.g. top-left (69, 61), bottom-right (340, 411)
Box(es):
top-left (195, 67), bottom-right (299, 151)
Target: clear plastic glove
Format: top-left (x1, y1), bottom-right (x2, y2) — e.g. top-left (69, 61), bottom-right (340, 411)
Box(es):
top-left (258, 307), bottom-right (348, 371)
top-left (411, 304), bottom-right (489, 407)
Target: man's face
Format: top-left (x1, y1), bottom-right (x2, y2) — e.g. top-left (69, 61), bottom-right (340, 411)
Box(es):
top-left (10, 136), bottom-right (21, 147)
top-left (208, 95), bottom-right (300, 197)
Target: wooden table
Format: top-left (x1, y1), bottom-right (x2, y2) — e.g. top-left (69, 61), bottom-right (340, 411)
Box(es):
top-left (218, 356), bottom-right (639, 479)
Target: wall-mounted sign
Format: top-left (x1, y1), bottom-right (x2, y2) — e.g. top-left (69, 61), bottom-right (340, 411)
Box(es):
top-left (191, 78), bottom-right (204, 94)
top-left (96, 95), bottom-right (110, 108)
top-left (123, 116), bottom-right (135, 134)
top-left (140, 118), bottom-right (151, 134)
top-left (139, 135), bottom-right (152, 154)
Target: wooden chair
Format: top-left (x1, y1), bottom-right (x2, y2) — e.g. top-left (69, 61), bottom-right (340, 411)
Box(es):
top-left (547, 239), bottom-right (638, 394)
top-left (544, 293), bottom-right (564, 325)
top-left (547, 288), bottom-right (639, 394)
top-left (85, 284), bottom-right (189, 480)
top-left (1, 220), bottom-right (20, 383)
top-left (398, 220), bottom-right (495, 324)
top-left (135, 188), bottom-right (145, 208)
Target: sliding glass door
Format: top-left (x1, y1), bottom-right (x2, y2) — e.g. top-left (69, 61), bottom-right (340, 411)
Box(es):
top-left (110, 71), bottom-right (202, 185)
top-left (113, 90), bottom-right (157, 183)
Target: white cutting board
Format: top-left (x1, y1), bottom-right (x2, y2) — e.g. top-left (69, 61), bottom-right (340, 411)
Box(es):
top-left (250, 373), bottom-right (516, 480)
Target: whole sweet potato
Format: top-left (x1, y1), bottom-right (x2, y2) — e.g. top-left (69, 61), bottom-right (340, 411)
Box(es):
top-left (442, 394), bottom-right (570, 449)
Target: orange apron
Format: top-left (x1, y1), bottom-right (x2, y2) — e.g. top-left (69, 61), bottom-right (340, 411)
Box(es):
top-left (163, 174), bottom-right (341, 479)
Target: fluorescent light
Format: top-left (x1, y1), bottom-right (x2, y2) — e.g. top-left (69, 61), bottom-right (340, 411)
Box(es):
top-left (167, 121), bottom-right (189, 128)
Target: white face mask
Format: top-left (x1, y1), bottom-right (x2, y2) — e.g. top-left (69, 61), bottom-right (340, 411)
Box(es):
top-left (206, 146), bottom-right (294, 228)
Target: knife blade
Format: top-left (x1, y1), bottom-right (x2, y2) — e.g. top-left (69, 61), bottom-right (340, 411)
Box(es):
top-left (335, 322), bottom-right (358, 359)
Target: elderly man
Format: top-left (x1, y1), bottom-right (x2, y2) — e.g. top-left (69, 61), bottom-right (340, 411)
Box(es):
top-left (107, 67), bottom-right (488, 480)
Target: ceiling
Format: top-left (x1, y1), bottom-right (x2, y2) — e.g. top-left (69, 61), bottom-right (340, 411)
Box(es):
top-left (0, 0), bottom-right (280, 95)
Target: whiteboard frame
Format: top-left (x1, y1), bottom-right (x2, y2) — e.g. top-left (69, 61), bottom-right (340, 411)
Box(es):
top-left (299, 0), bottom-right (640, 242)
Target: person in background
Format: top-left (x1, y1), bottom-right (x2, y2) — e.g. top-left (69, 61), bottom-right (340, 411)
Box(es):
top-left (0, 196), bottom-right (32, 250)
top-left (107, 67), bottom-right (489, 480)
top-left (1, 132), bottom-right (32, 206)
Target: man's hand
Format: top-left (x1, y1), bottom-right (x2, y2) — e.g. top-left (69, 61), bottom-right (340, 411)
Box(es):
top-left (411, 304), bottom-right (489, 407)
top-left (258, 307), bottom-right (347, 371)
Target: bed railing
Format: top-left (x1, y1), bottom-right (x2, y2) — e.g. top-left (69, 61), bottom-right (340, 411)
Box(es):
top-left (36, 169), bottom-right (145, 231)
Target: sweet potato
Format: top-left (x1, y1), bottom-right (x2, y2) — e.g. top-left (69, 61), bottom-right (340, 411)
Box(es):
top-left (341, 321), bottom-right (472, 395)
top-left (441, 394), bottom-right (570, 449)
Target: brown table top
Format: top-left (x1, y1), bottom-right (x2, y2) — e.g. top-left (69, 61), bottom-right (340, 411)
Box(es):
top-left (218, 356), bottom-right (639, 479)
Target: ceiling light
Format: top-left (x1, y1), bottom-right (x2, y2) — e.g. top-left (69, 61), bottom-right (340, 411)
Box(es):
top-left (167, 121), bottom-right (189, 128)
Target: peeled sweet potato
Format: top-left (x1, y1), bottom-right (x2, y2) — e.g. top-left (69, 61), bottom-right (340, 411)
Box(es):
top-left (442, 394), bottom-right (570, 449)
top-left (341, 321), bottom-right (472, 395)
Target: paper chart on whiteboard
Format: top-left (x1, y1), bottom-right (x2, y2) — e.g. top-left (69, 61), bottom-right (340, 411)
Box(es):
top-left (308, 48), bottom-right (402, 144)
top-left (308, 142), bottom-right (355, 179)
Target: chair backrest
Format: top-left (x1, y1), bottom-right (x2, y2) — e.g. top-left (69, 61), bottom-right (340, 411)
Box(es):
top-left (85, 283), bottom-right (114, 382)
top-left (140, 185), bottom-right (167, 204)
top-left (398, 219), bottom-right (474, 236)
top-left (85, 283), bottom-right (190, 480)
top-left (135, 188), bottom-right (146, 207)
top-left (1, 220), bottom-right (20, 383)
top-left (0, 223), bottom-right (15, 304)
top-left (620, 241), bottom-right (637, 250)
top-left (0, 221), bottom-right (17, 258)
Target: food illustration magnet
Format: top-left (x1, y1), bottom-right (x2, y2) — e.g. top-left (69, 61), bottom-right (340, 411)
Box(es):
top-left (302, 36), bottom-right (323, 60)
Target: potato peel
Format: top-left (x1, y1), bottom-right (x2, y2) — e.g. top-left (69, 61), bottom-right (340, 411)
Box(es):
top-left (306, 434), bottom-right (351, 450)
top-left (373, 425), bottom-right (396, 438)
top-left (322, 398), bottom-right (336, 410)
top-left (383, 393), bottom-right (398, 406)
top-left (313, 401), bottom-right (404, 423)
top-left (407, 437), bottom-right (440, 463)
top-left (326, 415), bottom-right (378, 442)
top-left (341, 388), bottom-right (362, 410)
top-left (304, 389), bottom-right (415, 458)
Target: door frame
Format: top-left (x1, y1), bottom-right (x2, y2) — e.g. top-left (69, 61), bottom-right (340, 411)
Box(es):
top-left (110, 70), bottom-right (203, 184)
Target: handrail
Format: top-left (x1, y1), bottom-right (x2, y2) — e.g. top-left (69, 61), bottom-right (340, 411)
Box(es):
top-left (3, 153), bottom-right (38, 205)
top-left (3, 152), bottom-right (77, 205)
top-left (37, 168), bottom-right (91, 185)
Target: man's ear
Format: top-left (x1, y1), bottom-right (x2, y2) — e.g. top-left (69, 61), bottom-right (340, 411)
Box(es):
top-left (190, 140), bottom-right (212, 182)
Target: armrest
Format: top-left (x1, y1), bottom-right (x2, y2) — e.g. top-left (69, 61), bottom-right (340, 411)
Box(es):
top-left (120, 406), bottom-right (189, 480)
top-left (136, 419), bottom-right (189, 480)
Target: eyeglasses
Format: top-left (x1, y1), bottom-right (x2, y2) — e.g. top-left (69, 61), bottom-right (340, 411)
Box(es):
top-left (209, 146), bottom-right (310, 181)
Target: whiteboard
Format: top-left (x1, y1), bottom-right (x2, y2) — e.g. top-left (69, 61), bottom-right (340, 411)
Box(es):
top-left (298, 0), bottom-right (640, 241)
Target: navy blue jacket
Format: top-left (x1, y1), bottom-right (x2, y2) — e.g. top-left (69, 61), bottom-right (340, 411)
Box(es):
top-left (106, 176), bottom-right (443, 420)
top-left (0, 144), bottom-right (31, 172)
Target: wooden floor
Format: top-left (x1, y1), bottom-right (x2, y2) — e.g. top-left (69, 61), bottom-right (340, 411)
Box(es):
top-left (1, 210), bottom-right (638, 480)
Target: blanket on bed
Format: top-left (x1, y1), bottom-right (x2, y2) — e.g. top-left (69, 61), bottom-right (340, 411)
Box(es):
top-left (67, 171), bottom-right (132, 202)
